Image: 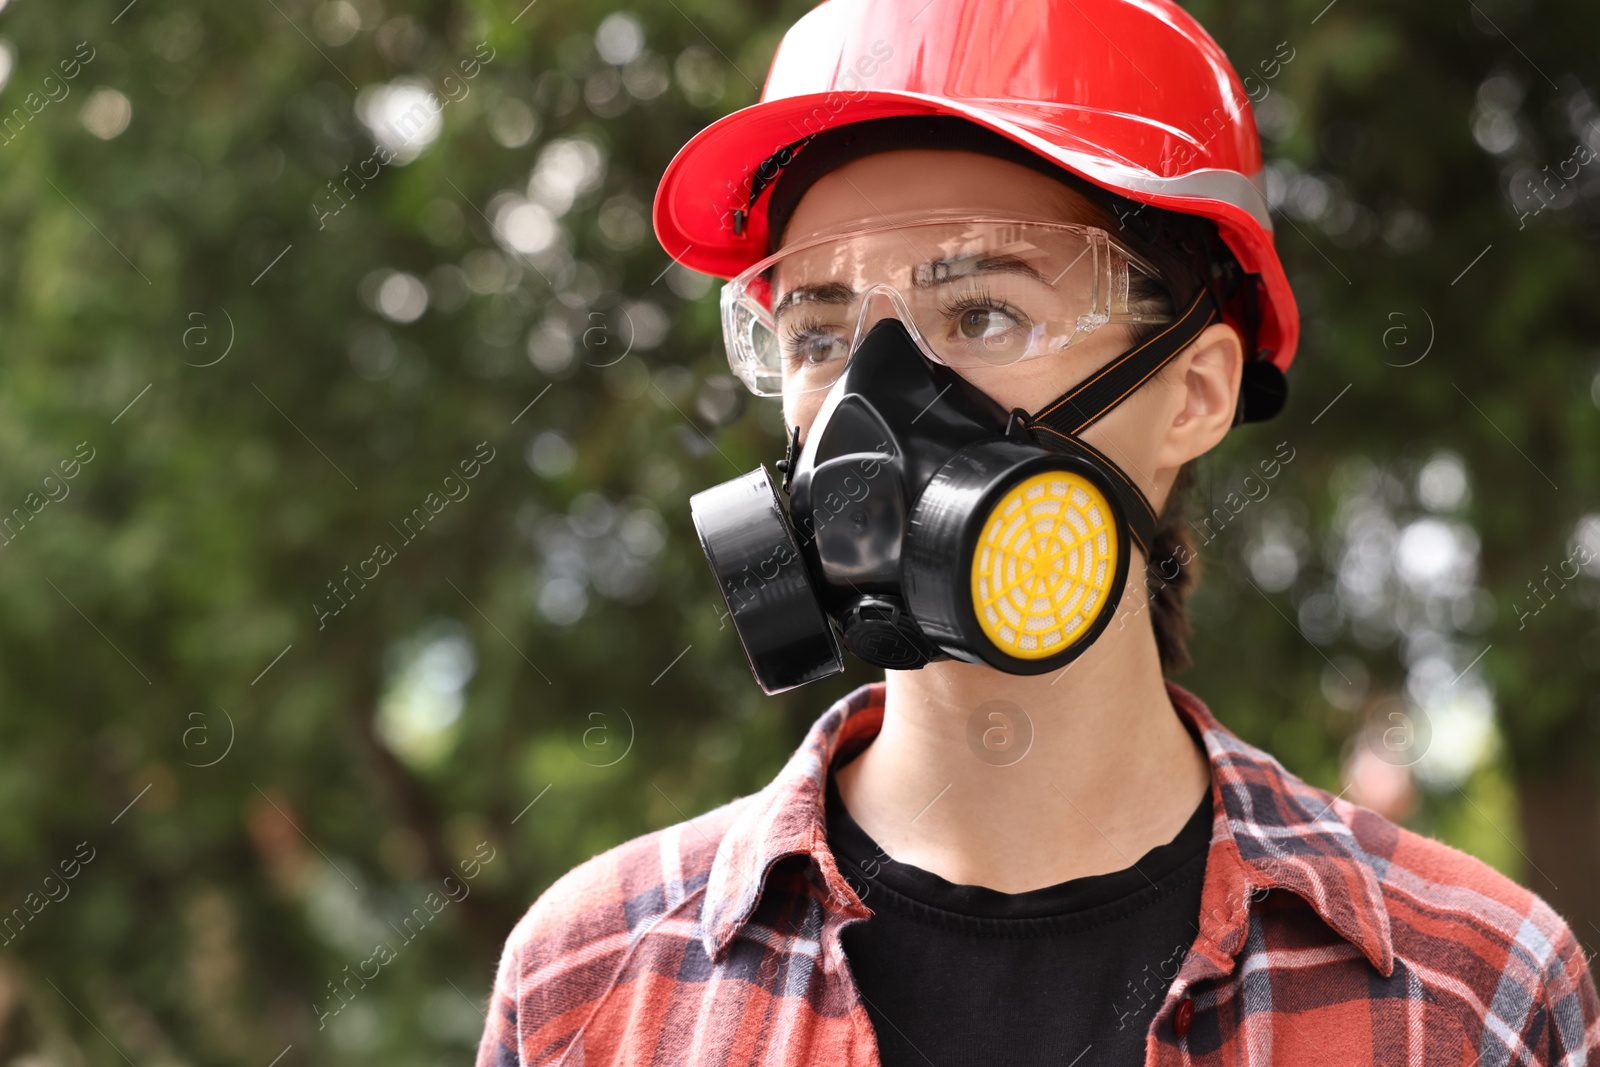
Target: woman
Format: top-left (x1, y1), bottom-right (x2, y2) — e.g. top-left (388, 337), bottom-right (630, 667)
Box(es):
top-left (478, 0), bottom-right (1599, 1063)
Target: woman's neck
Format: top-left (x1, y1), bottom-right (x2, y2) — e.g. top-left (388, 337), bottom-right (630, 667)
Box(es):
top-left (832, 590), bottom-right (1211, 894)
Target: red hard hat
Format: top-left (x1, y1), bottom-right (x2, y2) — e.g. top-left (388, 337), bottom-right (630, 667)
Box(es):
top-left (652, 0), bottom-right (1299, 374)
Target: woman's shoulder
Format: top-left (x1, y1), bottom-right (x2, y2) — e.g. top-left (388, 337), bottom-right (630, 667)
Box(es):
top-left (1339, 798), bottom-right (1576, 958)
top-left (1208, 716), bottom-right (1596, 1048)
top-left (1325, 792), bottom-right (1596, 1045)
top-left (501, 792), bottom-right (753, 969)
top-left (1216, 746), bottom-right (1599, 1058)
top-left (476, 794), bottom-right (756, 1067)
top-left (1213, 714), bottom-right (1583, 981)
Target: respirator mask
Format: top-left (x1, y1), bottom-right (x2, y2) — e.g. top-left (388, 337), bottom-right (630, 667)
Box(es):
top-left (691, 214), bottom-right (1229, 694)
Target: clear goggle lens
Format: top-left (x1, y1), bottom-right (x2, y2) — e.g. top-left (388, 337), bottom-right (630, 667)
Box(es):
top-left (721, 216), bottom-right (1173, 396)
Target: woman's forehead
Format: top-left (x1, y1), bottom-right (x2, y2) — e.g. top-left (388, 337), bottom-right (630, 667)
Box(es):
top-left (777, 149), bottom-right (1100, 247)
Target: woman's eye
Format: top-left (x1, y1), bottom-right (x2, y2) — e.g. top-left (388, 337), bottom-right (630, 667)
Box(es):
top-left (785, 329), bottom-right (849, 365)
top-left (954, 306), bottom-right (1020, 340)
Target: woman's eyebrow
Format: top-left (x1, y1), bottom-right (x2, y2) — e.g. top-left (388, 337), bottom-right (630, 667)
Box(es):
top-left (772, 280), bottom-right (855, 319)
top-left (771, 252), bottom-right (1051, 318)
top-left (912, 252), bottom-right (1048, 288)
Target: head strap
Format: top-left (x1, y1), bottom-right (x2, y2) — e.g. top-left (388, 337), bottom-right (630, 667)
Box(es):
top-left (1031, 286), bottom-right (1219, 436)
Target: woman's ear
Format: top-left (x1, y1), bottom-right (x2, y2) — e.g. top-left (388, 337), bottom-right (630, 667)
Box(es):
top-left (1155, 321), bottom-right (1244, 468)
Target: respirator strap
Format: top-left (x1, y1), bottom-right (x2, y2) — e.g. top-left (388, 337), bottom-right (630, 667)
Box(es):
top-left (1032, 287), bottom-right (1220, 436)
top-left (1025, 287), bottom-right (1221, 557)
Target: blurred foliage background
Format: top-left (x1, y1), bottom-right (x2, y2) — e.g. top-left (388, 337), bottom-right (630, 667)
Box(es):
top-left (0, 0), bottom-right (1596, 1062)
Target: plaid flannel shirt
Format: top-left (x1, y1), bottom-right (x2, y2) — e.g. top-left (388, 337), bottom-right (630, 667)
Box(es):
top-left (476, 680), bottom-right (1600, 1066)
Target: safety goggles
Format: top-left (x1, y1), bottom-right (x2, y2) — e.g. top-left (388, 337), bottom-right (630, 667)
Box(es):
top-left (720, 213), bottom-right (1174, 396)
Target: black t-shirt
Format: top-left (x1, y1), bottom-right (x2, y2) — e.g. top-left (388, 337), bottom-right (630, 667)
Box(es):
top-left (825, 769), bottom-right (1212, 1067)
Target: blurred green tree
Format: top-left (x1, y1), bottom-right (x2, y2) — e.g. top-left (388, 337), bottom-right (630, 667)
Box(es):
top-left (0, 0), bottom-right (1594, 1063)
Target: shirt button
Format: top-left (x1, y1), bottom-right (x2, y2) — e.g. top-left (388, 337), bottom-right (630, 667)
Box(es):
top-left (1173, 997), bottom-right (1195, 1036)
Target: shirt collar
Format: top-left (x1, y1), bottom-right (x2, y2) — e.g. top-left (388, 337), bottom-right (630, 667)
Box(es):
top-left (700, 680), bottom-right (1394, 978)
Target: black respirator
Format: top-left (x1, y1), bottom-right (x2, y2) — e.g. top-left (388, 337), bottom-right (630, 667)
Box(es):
top-left (691, 289), bottom-right (1229, 694)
